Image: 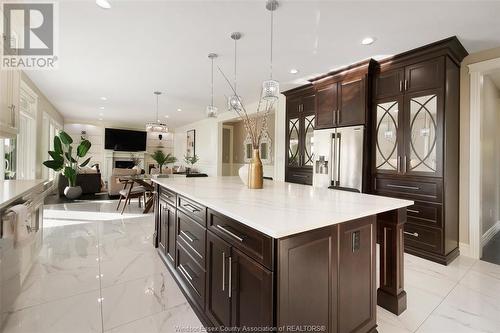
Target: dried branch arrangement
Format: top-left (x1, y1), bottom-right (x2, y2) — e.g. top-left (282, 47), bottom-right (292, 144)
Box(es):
top-left (218, 66), bottom-right (276, 149)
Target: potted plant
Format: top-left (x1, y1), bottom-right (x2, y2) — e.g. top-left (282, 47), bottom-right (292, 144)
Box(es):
top-left (43, 131), bottom-right (92, 199)
top-left (151, 150), bottom-right (176, 173)
top-left (184, 154), bottom-right (199, 174)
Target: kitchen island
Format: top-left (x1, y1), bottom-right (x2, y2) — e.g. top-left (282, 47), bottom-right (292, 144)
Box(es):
top-left (152, 177), bottom-right (413, 333)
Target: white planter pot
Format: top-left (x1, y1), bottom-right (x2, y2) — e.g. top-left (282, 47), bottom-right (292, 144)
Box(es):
top-left (64, 186), bottom-right (82, 200)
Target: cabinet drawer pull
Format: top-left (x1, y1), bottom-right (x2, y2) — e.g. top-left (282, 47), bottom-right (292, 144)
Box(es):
top-left (180, 230), bottom-right (196, 243)
top-left (403, 231), bottom-right (419, 237)
top-left (228, 256), bottom-right (232, 298)
top-left (407, 209), bottom-right (420, 214)
top-left (179, 264), bottom-right (194, 281)
top-left (216, 225), bottom-right (244, 242)
top-left (222, 252), bottom-right (225, 291)
top-left (183, 203), bottom-right (200, 213)
top-left (386, 184), bottom-right (419, 190)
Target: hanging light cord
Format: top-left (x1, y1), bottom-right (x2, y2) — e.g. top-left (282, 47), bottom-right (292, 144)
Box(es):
top-left (270, 4), bottom-right (274, 80)
top-left (211, 56), bottom-right (215, 106)
top-left (156, 94), bottom-right (159, 123)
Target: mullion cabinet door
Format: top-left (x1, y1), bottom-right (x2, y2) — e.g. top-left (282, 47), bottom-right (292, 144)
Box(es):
top-left (374, 96), bottom-right (404, 175)
top-left (287, 115), bottom-right (301, 167)
top-left (403, 89), bottom-right (443, 177)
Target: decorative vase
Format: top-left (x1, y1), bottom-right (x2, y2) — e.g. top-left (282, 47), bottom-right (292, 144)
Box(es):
top-left (64, 186), bottom-right (82, 200)
top-left (248, 149), bottom-right (263, 189)
top-left (238, 164), bottom-right (249, 186)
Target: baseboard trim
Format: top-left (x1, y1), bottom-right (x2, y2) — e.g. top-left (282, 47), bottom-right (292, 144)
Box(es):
top-left (481, 221), bottom-right (500, 248)
top-left (459, 242), bottom-right (473, 258)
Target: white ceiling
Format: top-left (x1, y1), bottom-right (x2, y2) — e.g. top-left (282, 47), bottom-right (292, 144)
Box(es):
top-left (26, 0), bottom-right (500, 128)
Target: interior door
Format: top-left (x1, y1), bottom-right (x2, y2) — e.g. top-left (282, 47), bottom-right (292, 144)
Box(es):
top-left (315, 82), bottom-right (337, 129)
top-left (374, 96), bottom-right (404, 175)
top-left (206, 232), bottom-right (231, 328)
top-left (338, 77), bottom-right (366, 127)
top-left (230, 248), bottom-right (273, 329)
top-left (403, 89), bottom-right (442, 177)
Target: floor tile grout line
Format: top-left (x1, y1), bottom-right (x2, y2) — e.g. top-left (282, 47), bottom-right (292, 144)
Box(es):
top-left (410, 260), bottom-right (478, 333)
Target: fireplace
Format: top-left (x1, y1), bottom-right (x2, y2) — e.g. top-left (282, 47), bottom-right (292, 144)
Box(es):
top-left (115, 160), bottom-right (135, 169)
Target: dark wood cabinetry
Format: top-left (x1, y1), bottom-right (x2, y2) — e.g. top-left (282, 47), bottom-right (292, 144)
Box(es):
top-left (155, 184), bottom-right (387, 332)
top-left (311, 60), bottom-right (374, 130)
top-left (158, 190), bottom-right (176, 266)
top-left (372, 37), bottom-right (467, 265)
top-left (283, 85), bottom-right (315, 185)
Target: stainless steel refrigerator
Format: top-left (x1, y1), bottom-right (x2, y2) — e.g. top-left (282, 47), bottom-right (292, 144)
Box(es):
top-left (312, 126), bottom-right (365, 192)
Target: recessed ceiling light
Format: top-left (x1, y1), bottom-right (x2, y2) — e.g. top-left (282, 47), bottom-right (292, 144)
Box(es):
top-left (177, 108), bottom-right (182, 112)
top-left (96, 0), bottom-right (111, 9)
top-left (99, 106), bottom-right (105, 110)
top-left (361, 37), bottom-right (375, 45)
top-left (289, 68), bottom-right (299, 74)
top-left (100, 97), bottom-right (107, 101)
top-left (99, 118), bottom-right (103, 121)
top-left (99, 113), bottom-right (104, 116)
top-left (164, 115), bottom-right (169, 118)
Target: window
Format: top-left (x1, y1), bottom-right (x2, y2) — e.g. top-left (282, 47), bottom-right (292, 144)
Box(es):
top-left (42, 112), bottom-right (62, 180)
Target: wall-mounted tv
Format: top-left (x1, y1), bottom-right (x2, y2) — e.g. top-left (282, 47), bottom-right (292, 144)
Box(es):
top-left (105, 128), bottom-right (147, 152)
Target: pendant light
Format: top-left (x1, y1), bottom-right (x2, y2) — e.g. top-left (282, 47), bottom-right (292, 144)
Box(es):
top-left (262, 0), bottom-right (280, 101)
top-left (228, 32), bottom-right (243, 112)
top-left (206, 53), bottom-right (218, 118)
top-left (146, 91), bottom-right (168, 133)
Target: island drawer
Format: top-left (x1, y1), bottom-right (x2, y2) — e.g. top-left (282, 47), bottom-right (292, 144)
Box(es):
top-left (177, 210), bottom-right (206, 265)
top-left (176, 242), bottom-right (206, 309)
top-left (407, 201), bottom-right (442, 228)
top-left (286, 169), bottom-right (313, 185)
top-left (159, 187), bottom-right (177, 205)
top-left (178, 196), bottom-right (206, 226)
top-left (207, 209), bottom-right (274, 270)
top-left (404, 222), bottom-right (442, 254)
top-left (374, 177), bottom-right (442, 203)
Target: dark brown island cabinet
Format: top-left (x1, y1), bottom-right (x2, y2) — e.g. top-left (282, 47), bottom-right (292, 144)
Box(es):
top-left (283, 37), bottom-right (467, 265)
top-left (153, 179), bottom-right (412, 333)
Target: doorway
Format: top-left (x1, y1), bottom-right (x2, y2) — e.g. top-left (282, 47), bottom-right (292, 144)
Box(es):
top-left (469, 58), bottom-right (500, 262)
top-left (221, 125), bottom-right (234, 176)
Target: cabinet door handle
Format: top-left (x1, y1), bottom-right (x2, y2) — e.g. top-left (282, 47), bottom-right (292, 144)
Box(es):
top-left (399, 80), bottom-right (403, 92)
top-left (228, 256), bottom-right (232, 298)
top-left (397, 156), bottom-right (401, 173)
top-left (404, 79), bottom-right (408, 91)
top-left (179, 264), bottom-right (193, 281)
top-left (10, 105), bottom-right (15, 128)
top-left (403, 156), bottom-right (407, 173)
top-left (182, 203), bottom-right (200, 213)
top-left (180, 230), bottom-right (196, 243)
top-left (216, 225), bottom-right (244, 242)
top-left (222, 252), bottom-right (225, 291)
top-left (386, 184), bottom-right (419, 190)
top-left (407, 209), bottom-right (420, 214)
top-left (403, 231), bottom-right (419, 237)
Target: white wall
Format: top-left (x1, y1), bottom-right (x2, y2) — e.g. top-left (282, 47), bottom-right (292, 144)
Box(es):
top-left (173, 95), bottom-right (286, 181)
top-left (480, 75), bottom-right (500, 236)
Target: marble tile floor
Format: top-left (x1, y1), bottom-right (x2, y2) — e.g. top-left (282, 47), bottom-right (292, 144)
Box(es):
top-left (2, 199), bottom-right (500, 333)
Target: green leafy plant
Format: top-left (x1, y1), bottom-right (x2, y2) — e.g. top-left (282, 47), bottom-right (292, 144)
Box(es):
top-left (184, 154), bottom-right (199, 166)
top-left (43, 131), bottom-right (92, 187)
top-left (151, 150), bottom-right (176, 173)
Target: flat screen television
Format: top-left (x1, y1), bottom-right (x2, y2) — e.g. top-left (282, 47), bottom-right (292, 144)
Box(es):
top-left (105, 128), bottom-right (147, 151)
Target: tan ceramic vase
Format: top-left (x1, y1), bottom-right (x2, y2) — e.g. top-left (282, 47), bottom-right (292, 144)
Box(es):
top-left (248, 149), bottom-right (263, 189)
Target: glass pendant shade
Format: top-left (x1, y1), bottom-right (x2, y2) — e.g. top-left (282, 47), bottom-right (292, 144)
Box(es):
top-left (206, 105), bottom-right (218, 118)
top-left (262, 79), bottom-right (280, 101)
top-left (145, 121), bottom-right (168, 133)
top-left (228, 94), bottom-right (243, 112)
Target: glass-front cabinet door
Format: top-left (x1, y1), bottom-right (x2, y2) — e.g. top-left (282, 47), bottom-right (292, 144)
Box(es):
top-left (303, 115), bottom-right (315, 166)
top-left (288, 116), bottom-right (300, 167)
top-left (404, 91), bottom-right (441, 176)
top-left (375, 98), bottom-right (402, 174)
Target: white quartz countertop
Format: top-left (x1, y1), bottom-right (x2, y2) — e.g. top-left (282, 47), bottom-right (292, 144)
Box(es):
top-left (152, 177), bottom-right (413, 239)
top-left (0, 179), bottom-right (46, 210)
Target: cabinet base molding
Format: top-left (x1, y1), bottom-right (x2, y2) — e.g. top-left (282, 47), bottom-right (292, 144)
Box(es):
top-left (377, 289), bottom-right (407, 316)
top-left (405, 246), bottom-right (460, 266)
